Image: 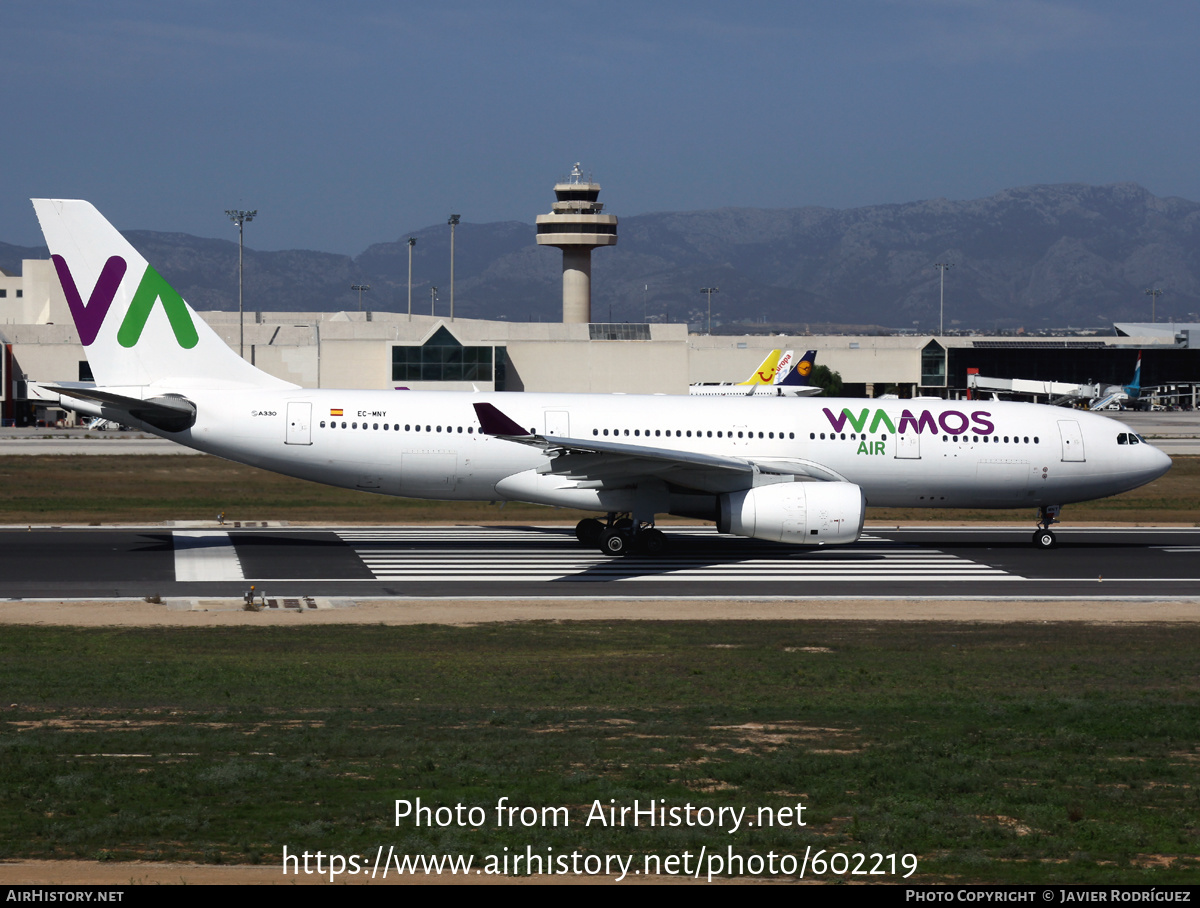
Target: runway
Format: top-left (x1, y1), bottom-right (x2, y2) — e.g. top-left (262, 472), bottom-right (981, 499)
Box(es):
top-left (5, 524), bottom-right (1200, 600)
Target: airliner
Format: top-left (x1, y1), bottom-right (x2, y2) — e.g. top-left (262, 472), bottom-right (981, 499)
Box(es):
top-left (689, 349), bottom-right (821, 397)
top-left (29, 199), bottom-right (1171, 555)
top-left (689, 349), bottom-right (782, 396)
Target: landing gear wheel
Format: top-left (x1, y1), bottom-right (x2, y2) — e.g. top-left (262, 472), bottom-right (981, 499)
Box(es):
top-left (612, 517), bottom-right (634, 531)
top-left (599, 529), bottom-right (629, 557)
top-left (575, 518), bottom-right (603, 545)
top-left (637, 528), bottom-right (666, 556)
top-left (1033, 529), bottom-right (1056, 549)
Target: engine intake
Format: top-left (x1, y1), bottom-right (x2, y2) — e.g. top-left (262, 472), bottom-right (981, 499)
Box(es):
top-left (719, 482), bottom-right (864, 545)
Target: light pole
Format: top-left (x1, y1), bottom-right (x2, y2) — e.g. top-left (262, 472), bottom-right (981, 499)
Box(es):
top-left (934, 262), bottom-right (953, 335)
top-left (700, 287), bottom-right (719, 334)
top-left (430, 285), bottom-right (438, 317)
top-left (407, 237), bottom-right (416, 321)
top-left (1145, 287), bottom-right (1163, 323)
top-left (226, 208), bottom-right (256, 358)
top-left (351, 284), bottom-right (370, 311)
top-left (448, 214), bottom-right (460, 320)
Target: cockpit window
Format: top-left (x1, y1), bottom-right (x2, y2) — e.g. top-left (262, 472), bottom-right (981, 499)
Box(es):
top-left (1117, 433), bottom-right (1127, 445)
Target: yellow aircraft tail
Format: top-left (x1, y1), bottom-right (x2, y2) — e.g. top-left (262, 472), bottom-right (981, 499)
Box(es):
top-left (737, 349), bottom-right (782, 385)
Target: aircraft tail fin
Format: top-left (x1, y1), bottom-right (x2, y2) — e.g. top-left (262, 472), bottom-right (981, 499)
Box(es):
top-left (1126, 351), bottom-right (1142, 397)
top-left (772, 350), bottom-right (796, 384)
top-left (779, 350), bottom-right (818, 386)
top-left (737, 349), bottom-right (782, 385)
top-left (31, 199), bottom-right (296, 392)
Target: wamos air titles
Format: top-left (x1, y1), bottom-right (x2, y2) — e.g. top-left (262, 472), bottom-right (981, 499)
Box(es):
top-left (28, 199), bottom-right (1170, 555)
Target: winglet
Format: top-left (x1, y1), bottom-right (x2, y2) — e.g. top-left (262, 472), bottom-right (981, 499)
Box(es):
top-left (473, 402), bottom-right (533, 437)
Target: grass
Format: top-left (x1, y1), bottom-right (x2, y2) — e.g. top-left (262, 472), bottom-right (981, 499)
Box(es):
top-left (0, 622), bottom-right (1197, 883)
top-left (0, 454), bottom-right (1197, 525)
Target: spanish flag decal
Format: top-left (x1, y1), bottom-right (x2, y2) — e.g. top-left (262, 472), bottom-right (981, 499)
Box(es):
top-left (330, 408), bottom-right (343, 417)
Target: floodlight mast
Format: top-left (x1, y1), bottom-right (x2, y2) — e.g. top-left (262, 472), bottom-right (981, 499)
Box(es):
top-left (226, 209), bottom-right (257, 358)
top-left (934, 262), bottom-right (954, 335)
top-left (448, 214), bottom-right (460, 320)
top-left (700, 286), bottom-right (719, 335)
top-left (407, 237), bottom-right (417, 321)
top-left (351, 284), bottom-right (370, 311)
top-left (1145, 287), bottom-right (1163, 323)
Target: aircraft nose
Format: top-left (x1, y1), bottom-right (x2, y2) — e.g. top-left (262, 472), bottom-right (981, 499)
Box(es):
top-left (1144, 443), bottom-right (1172, 482)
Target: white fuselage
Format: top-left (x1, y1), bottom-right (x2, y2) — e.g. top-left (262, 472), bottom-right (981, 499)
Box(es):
top-left (153, 390), bottom-right (1169, 513)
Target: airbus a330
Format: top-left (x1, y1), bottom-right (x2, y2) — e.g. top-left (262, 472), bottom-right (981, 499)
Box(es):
top-left (29, 199), bottom-right (1171, 555)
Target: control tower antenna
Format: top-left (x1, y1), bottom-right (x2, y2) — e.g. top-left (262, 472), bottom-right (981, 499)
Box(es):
top-left (536, 162), bottom-right (618, 323)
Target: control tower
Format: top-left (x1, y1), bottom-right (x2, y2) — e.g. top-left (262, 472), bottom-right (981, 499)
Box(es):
top-left (536, 163), bottom-right (618, 323)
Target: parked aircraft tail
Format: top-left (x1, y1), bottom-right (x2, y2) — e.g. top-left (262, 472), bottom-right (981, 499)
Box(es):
top-left (779, 350), bottom-right (818, 387)
top-left (31, 199), bottom-right (294, 392)
top-left (737, 349), bottom-right (782, 385)
top-left (1124, 351), bottom-right (1142, 398)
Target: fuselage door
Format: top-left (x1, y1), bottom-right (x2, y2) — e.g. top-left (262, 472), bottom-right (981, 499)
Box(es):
top-left (285, 401), bottom-right (313, 446)
top-left (894, 432), bottom-right (921, 459)
top-left (1057, 420), bottom-right (1086, 462)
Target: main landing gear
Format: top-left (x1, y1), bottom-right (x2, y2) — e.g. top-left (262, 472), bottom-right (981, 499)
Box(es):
top-left (576, 514), bottom-right (666, 557)
top-left (1033, 505), bottom-right (1062, 549)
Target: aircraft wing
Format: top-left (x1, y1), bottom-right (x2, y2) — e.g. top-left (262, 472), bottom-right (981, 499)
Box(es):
top-left (473, 402), bottom-right (846, 493)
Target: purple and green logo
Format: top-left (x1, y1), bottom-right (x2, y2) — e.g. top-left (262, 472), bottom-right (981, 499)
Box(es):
top-left (823, 406), bottom-right (995, 436)
top-left (52, 255), bottom-right (199, 349)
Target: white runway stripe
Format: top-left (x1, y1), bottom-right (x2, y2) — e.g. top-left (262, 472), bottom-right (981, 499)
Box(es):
top-left (336, 528), bottom-right (1019, 583)
top-left (173, 531), bottom-right (245, 581)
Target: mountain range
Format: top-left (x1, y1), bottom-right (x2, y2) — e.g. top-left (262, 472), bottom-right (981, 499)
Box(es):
top-left (3, 183), bottom-right (1197, 331)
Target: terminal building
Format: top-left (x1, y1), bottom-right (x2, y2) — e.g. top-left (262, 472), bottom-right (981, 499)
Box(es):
top-left (3, 168), bottom-right (1200, 424)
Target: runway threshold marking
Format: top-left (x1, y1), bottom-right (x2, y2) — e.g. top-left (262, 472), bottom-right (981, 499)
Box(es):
top-left (336, 529), bottom-right (1021, 583)
top-left (173, 531), bottom-right (246, 581)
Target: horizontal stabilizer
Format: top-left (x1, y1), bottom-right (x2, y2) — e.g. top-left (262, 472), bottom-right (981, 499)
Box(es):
top-left (43, 385), bottom-right (197, 432)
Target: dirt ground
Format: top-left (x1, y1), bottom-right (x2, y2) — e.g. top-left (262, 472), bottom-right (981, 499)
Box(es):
top-left (0, 597), bottom-right (1197, 626)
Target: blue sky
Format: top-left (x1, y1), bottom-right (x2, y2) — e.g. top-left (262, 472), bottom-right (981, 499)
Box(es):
top-left (4, 1), bottom-right (1199, 253)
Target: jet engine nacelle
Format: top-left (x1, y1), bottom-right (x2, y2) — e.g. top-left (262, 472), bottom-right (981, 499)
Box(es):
top-left (719, 481), bottom-right (865, 545)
